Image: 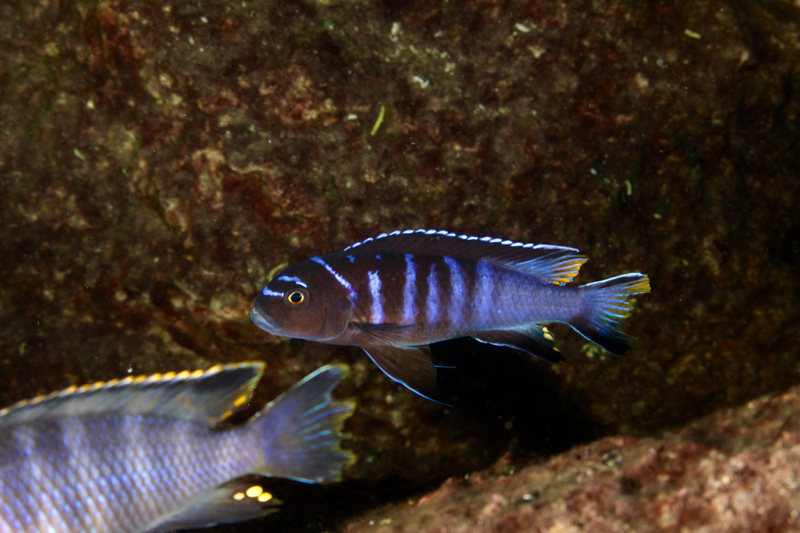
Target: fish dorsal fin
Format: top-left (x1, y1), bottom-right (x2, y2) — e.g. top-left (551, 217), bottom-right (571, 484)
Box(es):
top-left (343, 229), bottom-right (587, 285)
top-left (0, 362), bottom-right (266, 430)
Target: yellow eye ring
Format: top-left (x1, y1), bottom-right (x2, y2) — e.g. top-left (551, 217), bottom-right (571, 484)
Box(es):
top-left (285, 289), bottom-right (309, 307)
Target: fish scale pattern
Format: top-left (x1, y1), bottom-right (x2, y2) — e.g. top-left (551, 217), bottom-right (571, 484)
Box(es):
top-left (0, 417), bottom-right (248, 533)
top-left (1, 364), bottom-right (354, 533)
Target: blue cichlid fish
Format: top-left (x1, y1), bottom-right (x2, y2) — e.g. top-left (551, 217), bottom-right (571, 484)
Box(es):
top-left (0, 363), bottom-right (354, 533)
top-left (251, 229), bottom-right (651, 402)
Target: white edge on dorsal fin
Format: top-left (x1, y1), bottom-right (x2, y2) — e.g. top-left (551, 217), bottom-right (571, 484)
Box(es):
top-left (343, 229), bottom-right (578, 253)
top-left (340, 229), bottom-right (585, 284)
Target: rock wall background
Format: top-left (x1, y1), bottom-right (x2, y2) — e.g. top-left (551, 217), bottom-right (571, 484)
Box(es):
top-left (1, 0), bottom-right (798, 530)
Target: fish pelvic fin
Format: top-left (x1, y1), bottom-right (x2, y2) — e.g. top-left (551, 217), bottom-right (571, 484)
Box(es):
top-left (572, 273), bottom-right (651, 356)
top-left (362, 345), bottom-right (450, 405)
top-left (249, 364), bottom-right (356, 484)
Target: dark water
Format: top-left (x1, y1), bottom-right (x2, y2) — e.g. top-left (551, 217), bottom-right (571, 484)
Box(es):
top-left (1, 0), bottom-right (798, 531)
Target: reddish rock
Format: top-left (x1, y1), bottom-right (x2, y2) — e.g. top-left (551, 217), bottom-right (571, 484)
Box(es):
top-left (345, 383), bottom-right (800, 532)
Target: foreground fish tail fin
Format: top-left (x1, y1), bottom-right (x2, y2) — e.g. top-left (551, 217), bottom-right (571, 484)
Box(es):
top-left (252, 364), bottom-right (356, 484)
top-left (572, 273), bottom-right (651, 355)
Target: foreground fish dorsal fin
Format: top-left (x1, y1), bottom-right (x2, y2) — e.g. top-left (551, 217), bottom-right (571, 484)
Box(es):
top-left (0, 362), bottom-right (265, 429)
top-left (473, 326), bottom-right (566, 363)
top-left (362, 345), bottom-right (449, 405)
top-left (148, 479), bottom-right (281, 531)
top-left (343, 229), bottom-right (587, 285)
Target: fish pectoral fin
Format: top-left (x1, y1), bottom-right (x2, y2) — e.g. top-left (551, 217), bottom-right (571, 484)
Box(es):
top-left (352, 321), bottom-right (415, 345)
top-left (362, 345), bottom-right (449, 405)
top-left (473, 326), bottom-right (565, 363)
top-left (147, 478), bottom-right (282, 530)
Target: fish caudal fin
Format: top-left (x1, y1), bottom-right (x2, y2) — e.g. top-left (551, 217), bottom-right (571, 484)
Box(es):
top-left (252, 364), bottom-right (355, 484)
top-left (572, 273), bottom-right (651, 355)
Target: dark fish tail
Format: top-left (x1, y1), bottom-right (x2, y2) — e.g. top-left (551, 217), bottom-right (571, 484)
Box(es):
top-left (571, 273), bottom-right (651, 355)
top-left (252, 364), bottom-right (355, 484)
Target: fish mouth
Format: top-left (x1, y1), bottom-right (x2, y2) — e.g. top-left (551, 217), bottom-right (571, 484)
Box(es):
top-left (250, 306), bottom-right (281, 332)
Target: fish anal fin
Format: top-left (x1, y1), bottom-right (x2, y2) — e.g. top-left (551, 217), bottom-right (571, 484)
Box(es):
top-left (148, 479), bottom-right (281, 531)
top-left (473, 326), bottom-right (565, 363)
top-left (362, 345), bottom-right (448, 404)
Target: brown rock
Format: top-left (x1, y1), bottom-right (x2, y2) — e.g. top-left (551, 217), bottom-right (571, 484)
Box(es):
top-left (345, 383), bottom-right (800, 532)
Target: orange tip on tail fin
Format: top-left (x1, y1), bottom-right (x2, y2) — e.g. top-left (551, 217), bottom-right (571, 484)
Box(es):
top-left (572, 273), bottom-right (651, 356)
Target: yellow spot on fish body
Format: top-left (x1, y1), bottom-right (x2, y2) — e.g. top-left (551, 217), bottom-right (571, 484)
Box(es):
top-left (233, 492), bottom-right (245, 501)
top-left (246, 485), bottom-right (263, 498)
top-left (258, 492), bottom-right (273, 503)
top-left (233, 394), bottom-right (248, 408)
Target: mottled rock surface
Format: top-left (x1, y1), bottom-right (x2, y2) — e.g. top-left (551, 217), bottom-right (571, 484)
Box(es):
top-left (345, 381), bottom-right (800, 533)
top-left (1, 0), bottom-right (799, 530)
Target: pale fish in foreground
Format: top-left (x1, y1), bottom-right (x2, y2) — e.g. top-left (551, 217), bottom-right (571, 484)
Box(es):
top-left (252, 229), bottom-right (651, 402)
top-left (0, 363), bottom-right (355, 533)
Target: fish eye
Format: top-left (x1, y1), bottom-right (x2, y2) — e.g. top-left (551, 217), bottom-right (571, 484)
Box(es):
top-left (285, 289), bottom-right (309, 307)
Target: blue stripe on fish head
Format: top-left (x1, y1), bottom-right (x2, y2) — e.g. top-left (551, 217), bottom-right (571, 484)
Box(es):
top-left (251, 256), bottom-right (355, 342)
